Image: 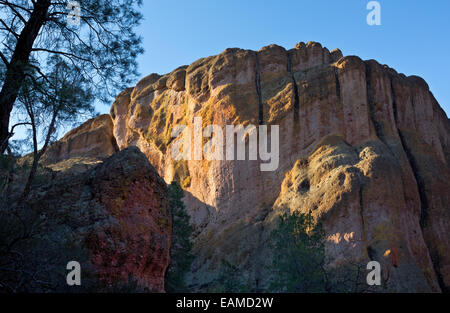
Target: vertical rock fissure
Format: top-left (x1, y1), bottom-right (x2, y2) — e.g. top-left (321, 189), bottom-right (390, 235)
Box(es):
top-left (333, 65), bottom-right (346, 140)
top-left (390, 78), bottom-right (399, 123)
top-left (355, 160), bottom-right (367, 247)
top-left (333, 67), bottom-right (342, 106)
top-left (390, 79), bottom-right (429, 229)
top-left (408, 84), bottom-right (418, 129)
top-left (365, 64), bottom-right (384, 141)
top-left (287, 51), bottom-right (300, 124)
top-left (254, 52), bottom-right (264, 125)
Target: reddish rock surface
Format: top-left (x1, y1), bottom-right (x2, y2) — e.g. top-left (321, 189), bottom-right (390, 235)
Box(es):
top-left (81, 147), bottom-right (171, 291)
top-left (27, 147), bottom-right (171, 292)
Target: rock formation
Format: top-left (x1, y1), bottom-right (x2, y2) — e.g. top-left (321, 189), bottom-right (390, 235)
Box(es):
top-left (49, 41), bottom-right (449, 292)
top-left (41, 114), bottom-right (118, 167)
top-left (2, 147), bottom-right (171, 292)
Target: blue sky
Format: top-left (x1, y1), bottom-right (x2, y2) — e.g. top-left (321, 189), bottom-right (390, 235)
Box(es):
top-left (106, 0), bottom-right (449, 116)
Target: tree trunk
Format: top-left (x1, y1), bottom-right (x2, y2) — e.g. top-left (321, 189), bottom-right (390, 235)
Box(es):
top-left (0, 0), bottom-right (50, 154)
top-left (18, 98), bottom-right (58, 203)
top-left (20, 151), bottom-right (39, 203)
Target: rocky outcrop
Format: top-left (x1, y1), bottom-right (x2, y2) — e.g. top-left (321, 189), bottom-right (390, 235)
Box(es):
top-left (41, 114), bottom-right (118, 166)
top-left (3, 147), bottom-right (171, 292)
top-left (266, 136), bottom-right (441, 292)
top-left (72, 42), bottom-right (449, 292)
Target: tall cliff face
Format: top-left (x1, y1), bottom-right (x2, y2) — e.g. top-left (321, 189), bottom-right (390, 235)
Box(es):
top-left (104, 41), bottom-right (449, 292)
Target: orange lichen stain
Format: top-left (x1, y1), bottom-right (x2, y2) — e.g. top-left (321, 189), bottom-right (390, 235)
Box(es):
top-left (328, 232), bottom-right (356, 246)
top-left (384, 247), bottom-right (399, 267)
top-left (328, 232), bottom-right (341, 244)
top-left (343, 232), bottom-right (354, 243)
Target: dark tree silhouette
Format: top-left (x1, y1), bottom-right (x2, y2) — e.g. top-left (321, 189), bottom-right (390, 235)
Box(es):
top-left (0, 0), bottom-right (144, 153)
top-left (16, 55), bottom-right (94, 202)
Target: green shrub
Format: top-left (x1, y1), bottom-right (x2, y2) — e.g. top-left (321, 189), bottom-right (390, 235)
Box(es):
top-left (164, 181), bottom-right (194, 292)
